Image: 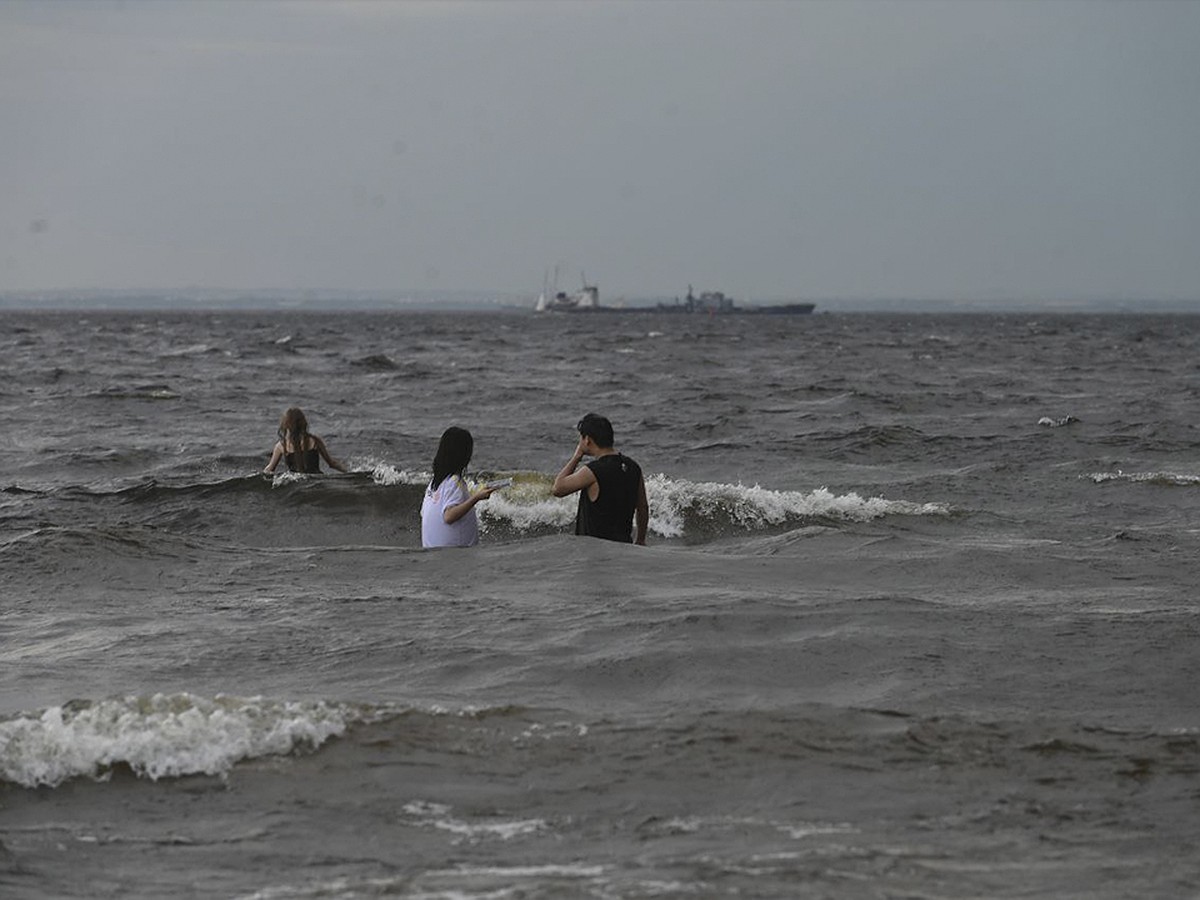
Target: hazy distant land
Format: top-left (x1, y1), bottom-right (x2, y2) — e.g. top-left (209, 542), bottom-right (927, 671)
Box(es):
top-left (0, 289), bottom-right (1197, 314)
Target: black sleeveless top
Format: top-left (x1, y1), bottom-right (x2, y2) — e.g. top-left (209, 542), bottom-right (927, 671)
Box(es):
top-left (575, 453), bottom-right (642, 542)
top-left (284, 448), bottom-right (322, 474)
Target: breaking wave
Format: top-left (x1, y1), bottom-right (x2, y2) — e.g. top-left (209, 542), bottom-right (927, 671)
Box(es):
top-left (10, 466), bottom-right (951, 547)
top-left (0, 693), bottom-right (387, 788)
top-left (481, 472), bottom-right (949, 540)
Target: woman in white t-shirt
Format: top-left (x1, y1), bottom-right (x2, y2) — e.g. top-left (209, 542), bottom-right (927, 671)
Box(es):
top-left (421, 426), bottom-right (496, 548)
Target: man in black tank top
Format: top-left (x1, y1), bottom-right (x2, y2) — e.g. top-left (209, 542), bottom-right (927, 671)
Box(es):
top-left (551, 413), bottom-right (649, 544)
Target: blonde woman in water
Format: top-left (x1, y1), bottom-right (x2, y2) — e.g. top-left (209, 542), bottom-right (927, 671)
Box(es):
top-left (263, 407), bottom-right (347, 474)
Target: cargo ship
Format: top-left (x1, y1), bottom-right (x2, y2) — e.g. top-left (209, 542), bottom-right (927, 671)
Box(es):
top-left (657, 286), bottom-right (815, 315)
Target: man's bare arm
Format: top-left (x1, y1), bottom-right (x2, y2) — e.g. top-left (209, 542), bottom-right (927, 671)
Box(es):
top-left (634, 475), bottom-right (649, 545)
top-left (552, 441), bottom-right (596, 497)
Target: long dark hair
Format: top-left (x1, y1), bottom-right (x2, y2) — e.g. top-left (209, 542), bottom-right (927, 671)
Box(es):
top-left (278, 407), bottom-right (311, 471)
top-left (430, 426), bottom-right (473, 490)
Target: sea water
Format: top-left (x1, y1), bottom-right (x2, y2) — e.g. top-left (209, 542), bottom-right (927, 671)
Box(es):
top-left (2, 310), bottom-right (1198, 898)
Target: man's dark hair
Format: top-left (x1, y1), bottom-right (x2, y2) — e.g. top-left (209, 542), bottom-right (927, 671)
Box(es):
top-left (576, 413), bottom-right (614, 448)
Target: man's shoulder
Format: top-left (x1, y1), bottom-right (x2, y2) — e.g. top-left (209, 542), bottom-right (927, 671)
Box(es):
top-left (596, 453), bottom-right (641, 476)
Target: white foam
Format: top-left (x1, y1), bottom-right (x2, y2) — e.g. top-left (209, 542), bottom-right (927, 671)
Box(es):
top-left (777, 821), bottom-right (859, 839)
top-left (1086, 470), bottom-right (1200, 486)
top-left (429, 863), bottom-right (605, 878)
top-left (645, 475), bottom-right (947, 538)
top-left (1038, 415), bottom-right (1079, 427)
top-left (0, 693), bottom-right (380, 788)
top-left (368, 461), bottom-right (430, 486)
top-left (268, 471), bottom-right (307, 487)
top-left (403, 798), bottom-right (546, 841)
top-left (515, 721), bottom-right (590, 741)
top-left (654, 814), bottom-right (857, 841)
top-left (429, 817), bottom-right (547, 840)
top-left (269, 459), bottom-right (427, 486)
top-left (480, 492), bottom-right (575, 532)
top-left (234, 864), bottom-right (607, 900)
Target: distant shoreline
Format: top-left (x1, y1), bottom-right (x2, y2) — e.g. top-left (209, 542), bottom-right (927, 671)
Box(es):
top-left (2, 292), bottom-right (1198, 314)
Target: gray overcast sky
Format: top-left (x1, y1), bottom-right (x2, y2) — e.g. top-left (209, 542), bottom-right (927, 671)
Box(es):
top-left (2, 0), bottom-right (1198, 302)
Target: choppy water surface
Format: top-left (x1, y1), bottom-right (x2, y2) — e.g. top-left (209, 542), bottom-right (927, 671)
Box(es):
top-left (2, 310), bottom-right (1199, 898)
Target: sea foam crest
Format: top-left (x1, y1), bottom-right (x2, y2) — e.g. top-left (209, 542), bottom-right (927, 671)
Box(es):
top-left (269, 461), bottom-right (428, 488)
top-left (268, 471), bottom-right (308, 487)
top-left (482, 473), bottom-right (947, 538)
top-left (368, 461), bottom-right (430, 486)
top-left (1086, 470), bottom-right (1200, 486)
top-left (482, 486), bottom-right (576, 532)
top-left (0, 693), bottom-right (379, 788)
top-left (644, 475), bottom-right (947, 538)
top-left (1038, 415), bottom-right (1079, 427)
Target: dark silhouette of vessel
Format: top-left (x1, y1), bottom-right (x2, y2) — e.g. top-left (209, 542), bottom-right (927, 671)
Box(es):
top-left (657, 286), bottom-right (815, 315)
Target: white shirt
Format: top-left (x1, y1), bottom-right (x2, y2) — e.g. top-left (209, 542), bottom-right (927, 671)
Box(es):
top-left (421, 475), bottom-right (479, 548)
